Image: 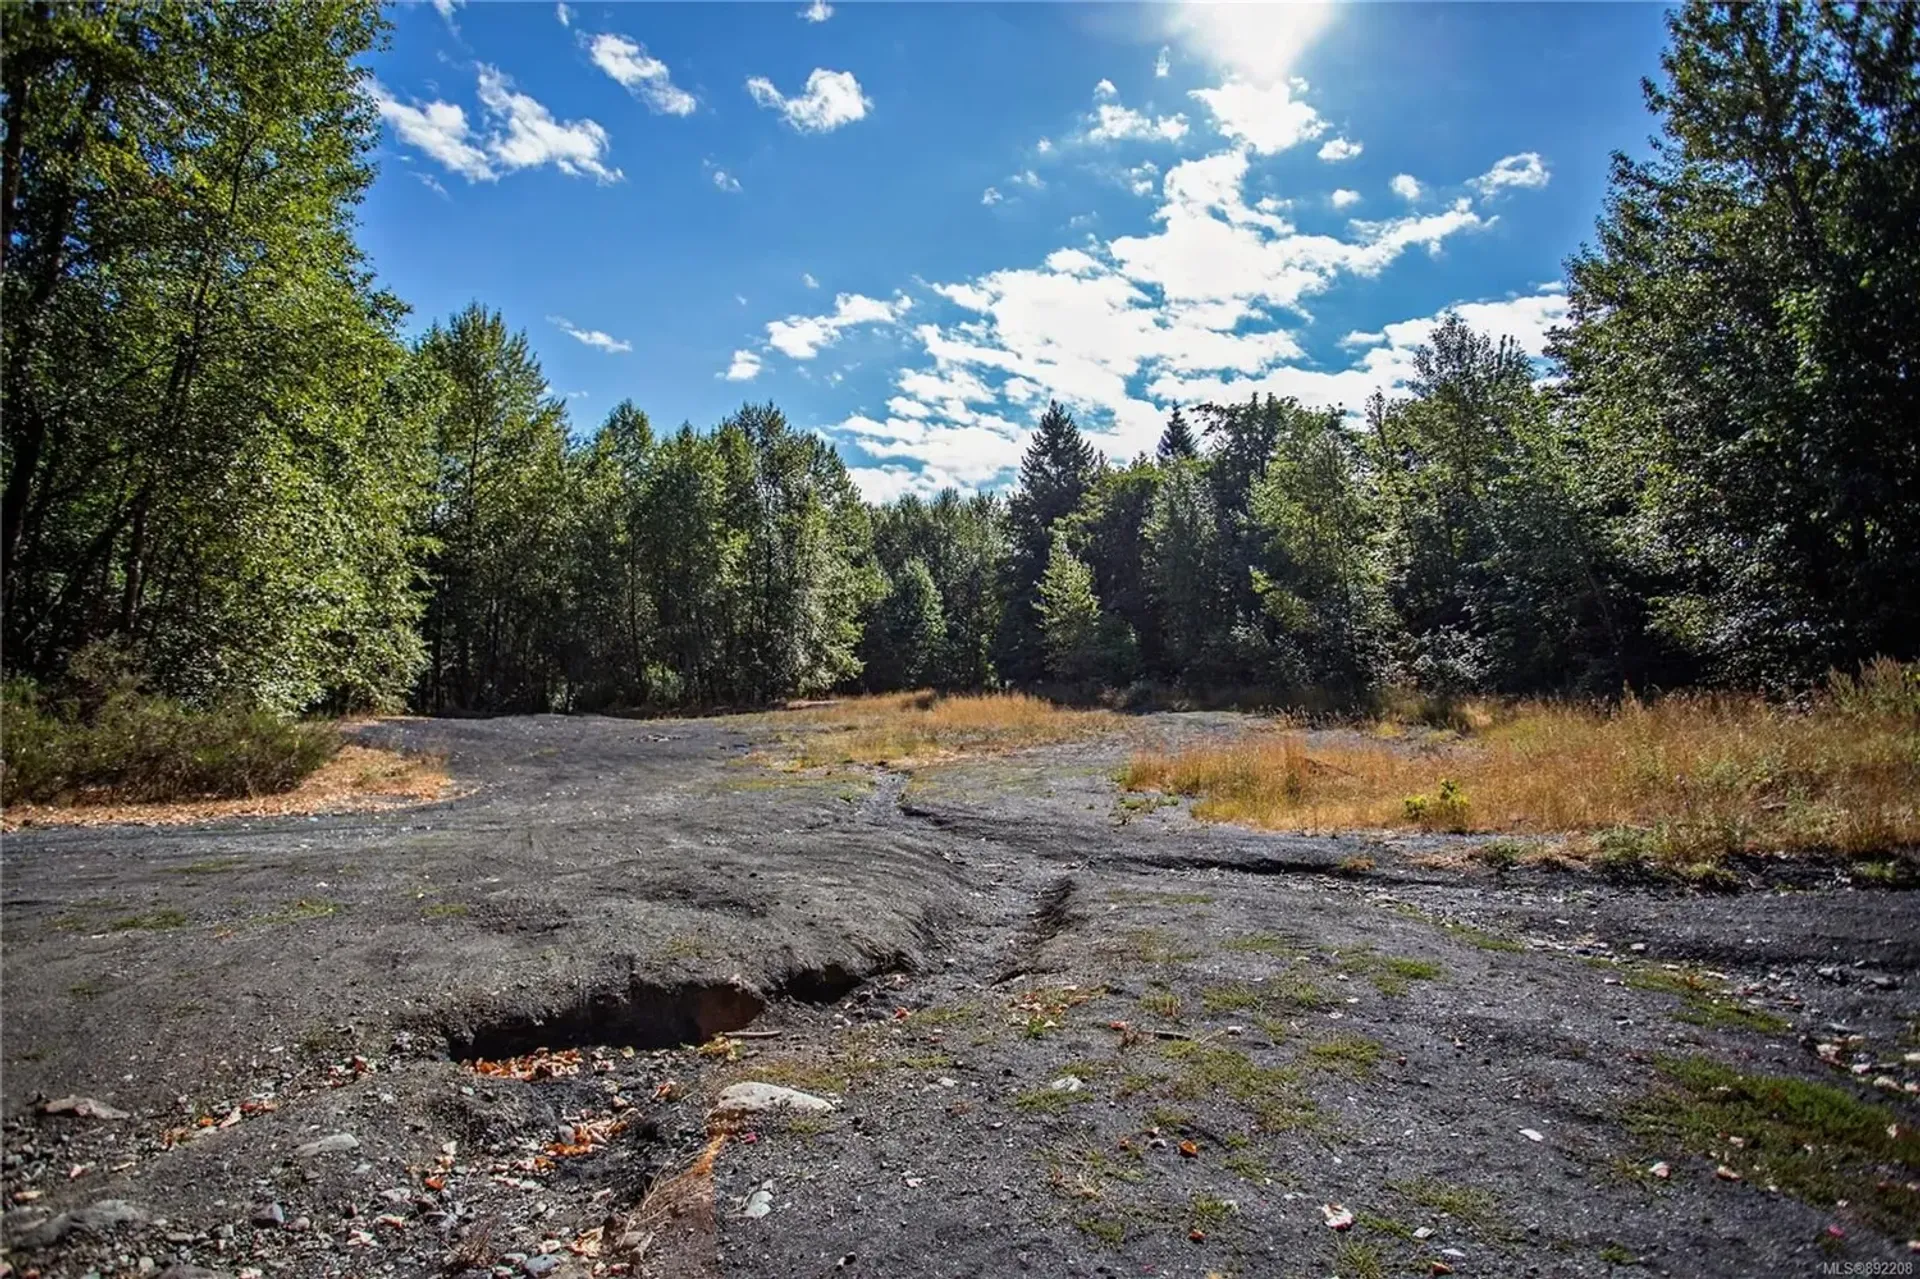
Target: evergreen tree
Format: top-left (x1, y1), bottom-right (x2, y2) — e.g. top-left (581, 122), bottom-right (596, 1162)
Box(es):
top-left (1156, 407), bottom-right (1198, 461)
top-left (1035, 536), bottom-right (1104, 685)
top-left (997, 402), bottom-right (1099, 682)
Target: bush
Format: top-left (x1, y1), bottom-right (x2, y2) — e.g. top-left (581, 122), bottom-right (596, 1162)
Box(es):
top-left (2, 676), bottom-right (338, 805)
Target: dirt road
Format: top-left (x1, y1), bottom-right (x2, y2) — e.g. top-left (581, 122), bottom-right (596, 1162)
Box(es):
top-left (3, 711), bottom-right (1915, 1277)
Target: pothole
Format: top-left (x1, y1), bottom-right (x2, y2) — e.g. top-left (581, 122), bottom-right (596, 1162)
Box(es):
top-left (441, 961), bottom-right (882, 1060)
top-left (446, 979), bottom-right (767, 1061)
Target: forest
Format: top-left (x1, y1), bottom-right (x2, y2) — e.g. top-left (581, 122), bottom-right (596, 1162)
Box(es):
top-left (2, 0), bottom-right (1917, 746)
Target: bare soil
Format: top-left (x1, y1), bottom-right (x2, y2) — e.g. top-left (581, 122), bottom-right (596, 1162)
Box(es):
top-left (2, 710), bottom-right (1915, 1279)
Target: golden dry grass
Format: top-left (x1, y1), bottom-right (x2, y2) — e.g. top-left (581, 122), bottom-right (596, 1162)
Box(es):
top-left (1123, 682), bottom-right (1920, 865)
top-left (776, 690), bottom-right (1121, 767)
top-left (1, 743), bottom-right (453, 830)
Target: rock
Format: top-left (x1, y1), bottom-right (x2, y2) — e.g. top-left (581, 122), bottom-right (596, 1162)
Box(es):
top-left (292, 1133), bottom-right (359, 1158)
top-left (1321, 1204), bottom-right (1354, 1231)
top-left (40, 1096), bottom-right (131, 1121)
top-left (1048, 1075), bottom-right (1085, 1093)
top-left (523, 1256), bottom-right (563, 1277)
top-left (709, 1083), bottom-right (833, 1118)
top-left (743, 1180), bottom-right (775, 1219)
top-left (251, 1203), bottom-right (285, 1228)
top-left (1519, 1128), bottom-right (1545, 1142)
top-left (13, 1199), bottom-right (148, 1249)
top-left (157, 1267), bottom-right (229, 1279)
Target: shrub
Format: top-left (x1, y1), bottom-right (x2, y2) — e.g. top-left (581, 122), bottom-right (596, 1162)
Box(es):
top-left (2, 677), bottom-right (338, 805)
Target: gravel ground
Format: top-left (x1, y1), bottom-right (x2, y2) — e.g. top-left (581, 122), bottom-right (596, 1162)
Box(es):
top-left (2, 710), bottom-right (1915, 1279)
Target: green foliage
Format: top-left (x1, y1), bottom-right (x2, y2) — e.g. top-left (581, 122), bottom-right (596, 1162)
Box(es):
top-left (1, 0), bottom-right (431, 714)
top-left (1554, 2), bottom-right (1920, 687)
top-left (1036, 534), bottom-right (1134, 685)
top-left (2, 671), bottom-right (338, 804)
top-left (1630, 1055), bottom-right (1919, 1235)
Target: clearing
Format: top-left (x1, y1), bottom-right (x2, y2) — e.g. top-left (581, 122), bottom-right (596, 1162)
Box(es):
top-left (2, 707), bottom-right (1915, 1278)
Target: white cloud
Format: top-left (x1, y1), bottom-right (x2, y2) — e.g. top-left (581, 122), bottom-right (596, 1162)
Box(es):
top-left (1189, 79), bottom-right (1324, 155)
top-left (981, 186), bottom-right (1004, 206)
top-left (724, 349), bottom-right (763, 381)
top-left (1470, 151), bottom-right (1550, 195)
top-left (555, 2), bottom-right (572, 26)
top-left (1318, 136), bottom-right (1361, 162)
top-left (1036, 137), bottom-right (1055, 155)
top-left (1330, 187), bottom-right (1361, 209)
top-left (1155, 46), bottom-right (1171, 78)
top-left (550, 316), bottom-right (632, 353)
top-left (432, 0), bottom-right (461, 22)
top-left (803, 272), bottom-right (820, 289)
top-left (799, 0), bottom-right (833, 21)
top-left (711, 167), bottom-right (741, 193)
top-left (1086, 101), bottom-right (1189, 144)
top-left (1390, 173), bottom-right (1422, 201)
top-left (374, 85), bottom-right (496, 180)
top-left (1010, 168), bottom-right (1044, 190)
top-left (477, 68), bottom-right (622, 182)
top-left (765, 292), bottom-right (912, 360)
top-left (590, 34), bottom-right (697, 116)
top-left (813, 145), bottom-right (1495, 474)
top-left (374, 70), bottom-right (620, 183)
top-left (1163, 1), bottom-right (1334, 86)
top-left (746, 68), bottom-right (871, 133)
top-left (1125, 161), bottom-right (1160, 197)
top-left (412, 171), bottom-right (450, 198)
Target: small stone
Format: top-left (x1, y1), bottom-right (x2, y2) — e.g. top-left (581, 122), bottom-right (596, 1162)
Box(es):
top-left (1412, 1226), bottom-right (1434, 1240)
top-left (250, 1203), bottom-right (285, 1228)
top-left (1650, 1161), bottom-right (1671, 1179)
top-left (1715, 1164), bottom-right (1742, 1181)
top-left (1048, 1076), bottom-right (1085, 1093)
top-left (40, 1096), bottom-right (131, 1122)
top-left (522, 1256), bottom-right (563, 1277)
top-left (709, 1083), bottom-right (833, 1118)
top-left (743, 1181), bottom-right (775, 1219)
top-left (1519, 1128), bottom-right (1545, 1142)
top-left (293, 1134), bottom-right (358, 1158)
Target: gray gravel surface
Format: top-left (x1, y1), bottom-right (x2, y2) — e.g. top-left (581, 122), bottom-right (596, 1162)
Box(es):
top-left (2, 710), bottom-right (1915, 1278)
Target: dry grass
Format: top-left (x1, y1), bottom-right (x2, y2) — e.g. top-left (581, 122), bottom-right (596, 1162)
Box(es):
top-left (2, 743), bottom-right (452, 830)
top-left (1123, 667), bottom-right (1920, 865)
top-left (776, 690), bottom-right (1121, 767)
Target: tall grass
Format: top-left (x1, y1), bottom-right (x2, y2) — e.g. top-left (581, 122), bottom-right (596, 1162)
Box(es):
top-left (781, 690), bottom-right (1119, 767)
top-left (1123, 660), bottom-right (1920, 864)
top-left (2, 678), bottom-right (340, 805)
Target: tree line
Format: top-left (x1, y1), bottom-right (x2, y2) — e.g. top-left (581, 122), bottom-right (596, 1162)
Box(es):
top-left (4, 0), bottom-right (1915, 717)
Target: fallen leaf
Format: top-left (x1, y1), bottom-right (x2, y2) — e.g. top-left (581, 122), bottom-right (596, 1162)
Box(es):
top-left (1322, 1203), bottom-right (1354, 1231)
top-left (1715, 1165), bottom-right (1742, 1182)
top-left (1178, 1139), bottom-right (1199, 1158)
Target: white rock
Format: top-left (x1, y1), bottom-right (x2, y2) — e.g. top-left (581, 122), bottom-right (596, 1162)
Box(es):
top-left (293, 1133), bottom-right (359, 1158)
top-left (1519, 1128), bottom-right (1545, 1142)
top-left (710, 1082), bottom-right (834, 1118)
top-left (1048, 1075), bottom-right (1085, 1093)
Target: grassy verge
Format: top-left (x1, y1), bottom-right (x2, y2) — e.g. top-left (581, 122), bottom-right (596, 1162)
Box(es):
top-left (3, 678), bottom-right (339, 805)
top-left (775, 690), bottom-right (1120, 767)
top-left (1121, 660), bottom-right (1919, 866)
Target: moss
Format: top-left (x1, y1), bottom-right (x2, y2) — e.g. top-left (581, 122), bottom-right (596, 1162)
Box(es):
top-left (1624, 966), bottom-right (1792, 1035)
top-left (1304, 1034), bottom-right (1382, 1079)
top-left (1074, 1216), bottom-right (1127, 1248)
top-left (1223, 1151), bottom-right (1268, 1183)
top-left (1201, 983), bottom-right (1262, 1013)
top-left (1391, 1176), bottom-right (1511, 1240)
top-left (1441, 920), bottom-right (1524, 952)
top-left (1160, 1042), bottom-right (1318, 1132)
top-left (1015, 1085), bottom-right (1097, 1114)
top-left (1140, 987), bottom-right (1183, 1019)
top-left (1331, 1238), bottom-right (1386, 1279)
top-left (1628, 1055), bottom-right (1919, 1235)
top-left (1188, 1192), bottom-right (1236, 1229)
top-left (108, 906), bottom-right (188, 931)
top-left (1223, 931), bottom-right (1306, 957)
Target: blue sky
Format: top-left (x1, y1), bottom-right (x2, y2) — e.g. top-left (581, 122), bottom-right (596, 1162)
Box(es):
top-left (362, 1), bottom-right (1673, 499)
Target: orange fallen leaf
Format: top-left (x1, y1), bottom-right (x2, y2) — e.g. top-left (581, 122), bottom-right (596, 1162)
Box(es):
top-left (1178, 1139), bottom-right (1199, 1158)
